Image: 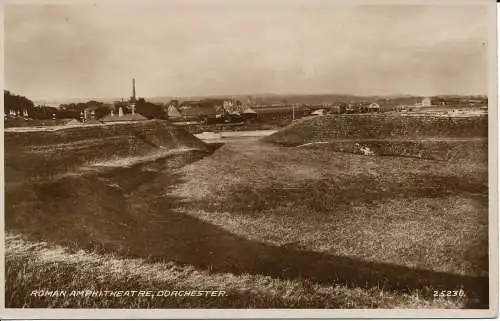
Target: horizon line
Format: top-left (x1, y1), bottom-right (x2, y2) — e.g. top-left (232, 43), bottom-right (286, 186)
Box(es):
top-left (27, 92), bottom-right (489, 105)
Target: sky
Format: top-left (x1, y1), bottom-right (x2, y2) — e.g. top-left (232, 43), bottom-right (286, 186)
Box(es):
top-left (4, 1), bottom-right (492, 102)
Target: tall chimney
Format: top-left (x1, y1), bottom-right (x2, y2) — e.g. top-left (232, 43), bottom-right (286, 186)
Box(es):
top-left (132, 78), bottom-right (136, 102)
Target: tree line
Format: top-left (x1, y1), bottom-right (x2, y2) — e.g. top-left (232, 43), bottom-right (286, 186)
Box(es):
top-left (4, 90), bottom-right (168, 120)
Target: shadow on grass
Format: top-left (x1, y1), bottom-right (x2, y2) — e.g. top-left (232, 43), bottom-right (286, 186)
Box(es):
top-left (5, 149), bottom-right (488, 308)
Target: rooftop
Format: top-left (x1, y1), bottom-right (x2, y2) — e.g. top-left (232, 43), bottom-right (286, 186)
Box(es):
top-left (99, 113), bottom-right (148, 122)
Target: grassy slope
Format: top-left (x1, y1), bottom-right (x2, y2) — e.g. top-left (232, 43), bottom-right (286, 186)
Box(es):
top-left (172, 140), bottom-right (488, 306)
top-left (175, 141), bottom-right (487, 273)
top-left (5, 120), bottom-right (209, 183)
top-left (7, 233), bottom-right (458, 309)
top-left (5, 134), bottom-right (489, 308)
top-left (264, 114), bottom-right (488, 146)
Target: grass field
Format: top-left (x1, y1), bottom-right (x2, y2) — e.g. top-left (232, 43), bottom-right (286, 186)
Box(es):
top-left (174, 141), bottom-right (488, 275)
top-left (5, 133), bottom-right (489, 308)
top-left (173, 141), bottom-right (488, 299)
top-left (8, 233), bottom-right (465, 309)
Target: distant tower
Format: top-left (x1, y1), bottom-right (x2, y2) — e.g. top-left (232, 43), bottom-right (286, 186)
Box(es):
top-left (131, 78), bottom-right (137, 102)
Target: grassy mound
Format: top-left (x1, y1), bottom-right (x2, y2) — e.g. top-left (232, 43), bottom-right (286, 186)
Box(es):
top-left (4, 117), bottom-right (490, 308)
top-left (5, 119), bottom-right (213, 253)
top-left (5, 120), bottom-right (209, 184)
top-left (263, 114), bottom-right (488, 162)
top-left (265, 114), bottom-right (487, 145)
top-left (297, 138), bottom-right (488, 163)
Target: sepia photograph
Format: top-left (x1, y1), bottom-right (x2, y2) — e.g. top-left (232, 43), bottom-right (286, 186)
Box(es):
top-left (1, 0), bottom-right (497, 318)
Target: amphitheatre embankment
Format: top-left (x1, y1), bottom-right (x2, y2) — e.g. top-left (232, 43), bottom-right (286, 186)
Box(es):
top-left (264, 114), bottom-right (488, 162)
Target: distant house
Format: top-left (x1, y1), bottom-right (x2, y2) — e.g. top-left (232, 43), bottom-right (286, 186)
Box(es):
top-left (421, 97), bottom-right (432, 107)
top-left (174, 99), bottom-right (255, 123)
top-left (311, 109), bottom-right (326, 116)
top-left (345, 104), bottom-right (357, 113)
top-left (82, 102), bottom-right (108, 121)
top-left (177, 99), bottom-right (226, 121)
top-left (394, 104), bottom-right (408, 112)
top-left (241, 107), bottom-right (257, 115)
top-left (166, 105), bottom-right (182, 119)
top-left (99, 106), bottom-right (148, 123)
top-left (100, 113), bottom-right (148, 123)
top-left (221, 99), bottom-right (247, 115)
top-left (63, 119), bottom-right (83, 126)
top-left (330, 103), bottom-right (348, 114)
top-left (330, 105), bottom-right (341, 114)
top-left (180, 106), bottom-right (219, 121)
top-left (240, 107), bottom-right (257, 122)
top-left (223, 100), bottom-right (234, 113)
top-left (99, 114), bottom-right (148, 123)
top-left (368, 103), bottom-right (381, 112)
top-left (215, 104), bottom-right (227, 115)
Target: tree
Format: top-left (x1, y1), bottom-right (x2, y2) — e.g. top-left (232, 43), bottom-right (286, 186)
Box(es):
top-left (94, 106), bottom-right (112, 119)
top-left (59, 100), bottom-right (105, 114)
top-left (56, 109), bottom-right (80, 119)
top-left (30, 106), bottom-right (58, 120)
top-left (135, 99), bottom-right (165, 119)
top-left (168, 99), bottom-right (179, 107)
top-left (4, 90), bottom-right (35, 115)
top-left (198, 98), bottom-right (223, 109)
top-left (86, 100), bottom-right (103, 106)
